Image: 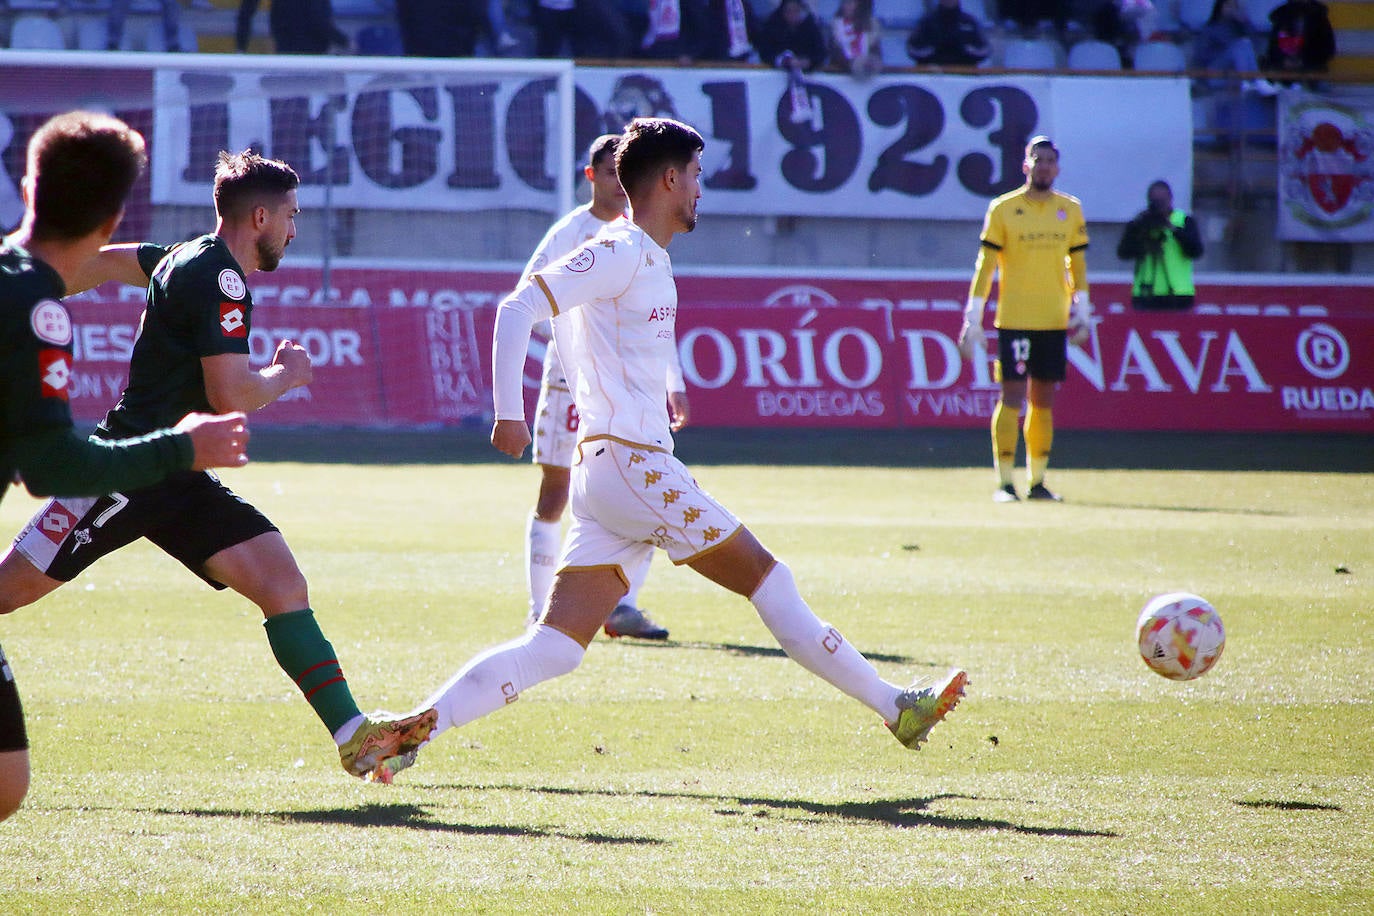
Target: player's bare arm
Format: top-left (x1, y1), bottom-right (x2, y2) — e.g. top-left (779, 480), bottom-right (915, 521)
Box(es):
top-left (202, 340), bottom-right (312, 413)
top-left (64, 243), bottom-right (148, 295)
top-left (174, 411), bottom-right (251, 470)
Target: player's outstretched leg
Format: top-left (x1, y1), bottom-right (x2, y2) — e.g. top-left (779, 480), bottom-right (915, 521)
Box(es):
top-left (887, 669), bottom-right (969, 751)
top-left (338, 709), bottom-right (438, 778)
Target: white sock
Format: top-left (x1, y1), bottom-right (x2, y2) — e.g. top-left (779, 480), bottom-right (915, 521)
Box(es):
top-left (750, 562), bottom-right (902, 721)
top-left (422, 625), bottom-right (585, 737)
top-left (526, 513), bottom-right (561, 618)
top-left (621, 550), bottom-right (653, 608)
top-left (332, 713), bottom-right (366, 746)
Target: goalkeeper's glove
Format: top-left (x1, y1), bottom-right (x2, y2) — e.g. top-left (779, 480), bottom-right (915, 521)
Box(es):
top-left (958, 296), bottom-right (987, 359)
top-left (1069, 294), bottom-right (1093, 346)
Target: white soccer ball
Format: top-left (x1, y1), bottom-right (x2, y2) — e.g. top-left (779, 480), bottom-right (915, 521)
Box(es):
top-left (1136, 592), bottom-right (1226, 681)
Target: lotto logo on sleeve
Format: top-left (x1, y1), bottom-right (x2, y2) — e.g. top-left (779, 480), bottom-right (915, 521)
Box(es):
top-left (219, 303), bottom-right (247, 337)
top-left (38, 503), bottom-right (79, 544)
top-left (38, 349), bottom-right (70, 400)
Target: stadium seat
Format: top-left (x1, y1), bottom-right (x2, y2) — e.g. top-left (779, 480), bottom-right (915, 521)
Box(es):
top-left (8, 14), bottom-right (66, 48)
top-left (73, 15), bottom-right (108, 49)
top-left (874, 0), bottom-right (921, 31)
top-left (1067, 38), bottom-right (1123, 69)
top-left (1001, 37), bottom-right (1061, 69)
top-left (356, 24), bottom-right (403, 56)
top-left (1240, 0), bottom-right (1284, 30)
top-left (1177, 0), bottom-right (1214, 30)
top-left (1132, 38), bottom-right (1189, 71)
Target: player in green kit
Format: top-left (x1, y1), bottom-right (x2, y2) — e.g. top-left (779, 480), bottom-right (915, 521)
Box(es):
top-left (0, 149), bottom-right (435, 783)
top-left (1, 111), bottom-right (250, 822)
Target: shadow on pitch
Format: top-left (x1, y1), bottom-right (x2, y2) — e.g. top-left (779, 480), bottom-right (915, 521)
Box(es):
top-left (620, 639), bottom-right (920, 667)
top-left (1233, 799), bottom-right (1342, 812)
top-left (1068, 501), bottom-right (1289, 517)
top-left (420, 784), bottom-right (1115, 839)
top-left (156, 803), bottom-right (665, 845)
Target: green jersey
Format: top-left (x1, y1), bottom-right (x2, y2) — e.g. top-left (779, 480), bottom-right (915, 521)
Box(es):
top-left (0, 242), bottom-right (191, 503)
top-left (98, 235), bottom-right (253, 439)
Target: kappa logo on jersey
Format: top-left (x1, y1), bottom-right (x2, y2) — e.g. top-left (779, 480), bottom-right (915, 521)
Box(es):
top-left (30, 299), bottom-right (73, 346)
top-left (39, 349), bottom-right (70, 400)
top-left (39, 503), bottom-right (79, 544)
top-left (567, 248), bottom-right (595, 272)
top-left (218, 268), bottom-right (246, 300)
top-left (219, 303), bottom-right (247, 337)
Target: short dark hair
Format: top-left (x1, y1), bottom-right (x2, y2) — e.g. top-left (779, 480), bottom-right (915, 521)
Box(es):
top-left (1026, 135), bottom-right (1058, 157)
top-left (27, 111), bottom-right (147, 242)
top-left (587, 134), bottom-right (620, 169)
top-left (1148, 179), bottom-right (1172, 197)
top-left (614, 118), bottom-right (704, 200)
top-left (213, 150), bottom-right (300, 220)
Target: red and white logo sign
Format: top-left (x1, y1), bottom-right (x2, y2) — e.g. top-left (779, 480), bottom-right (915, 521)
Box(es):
top-left (39, 349), bottom-right (70, 400)
top-left (39, 503), bottom-right (78, 544)
top-left (30, 299), bottom-right (73, 345)
top-left (218, 268), bottom-right (246, 300)
top-left (220, 303), bottom-right (247, 337)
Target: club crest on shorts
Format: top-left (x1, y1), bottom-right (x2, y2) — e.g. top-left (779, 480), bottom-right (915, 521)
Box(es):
top-left (218, 268), bottom-right (246, 300)
top-left (219, 303), bottom-right (247, 337)
top-left (30, 299), bottom-right (72, 346)
top-left (567, 248), bottom-right (595, 272)
top-left (38, 349), bottom-right (70, 400)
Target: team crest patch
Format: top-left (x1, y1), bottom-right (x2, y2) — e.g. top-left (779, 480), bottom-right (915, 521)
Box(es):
top-left (567, 248), bottom-right (595, 272)
top-left (219, 303), bottom-right (247, 337)
top-left (38, 349), bottom-right (70, 400)
top-left (218, 268), bottom-right (246, 300)
top-left (30, 299), bottom-right (72, 346)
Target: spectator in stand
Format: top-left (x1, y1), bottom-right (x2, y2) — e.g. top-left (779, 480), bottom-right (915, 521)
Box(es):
top-left (908, 0), bottom-right (990, 66)
top-left (1191, 0), bottom-right (1278, 94)
top-left (534, 0), bottom-right (580, 56)
top-left (578, 0), bottom-right (634, 57)
top-left (1262, 0), bottom-right (1335, 78)
top-left (694, 0), bottom-right (758, 62)
top-left (396, 0), bottom-right (490, 56)
top-left (270, 0), bottom-right (350, 53)
top-left (829, 0), bottom-right (883, 75)
top-left (755, 0), bottom-right (828, 72)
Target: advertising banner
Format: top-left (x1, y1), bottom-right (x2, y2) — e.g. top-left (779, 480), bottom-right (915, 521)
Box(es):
top-left (64, 267), bottom-right (1373, 434)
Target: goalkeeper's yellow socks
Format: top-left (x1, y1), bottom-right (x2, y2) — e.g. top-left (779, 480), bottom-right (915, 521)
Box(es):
top-left (992, 399), bottom-right (1019, 487)
top-left (263, 608), bottom-right (361, 736)
top-left (1025, 404), bottom-right (1053, 487)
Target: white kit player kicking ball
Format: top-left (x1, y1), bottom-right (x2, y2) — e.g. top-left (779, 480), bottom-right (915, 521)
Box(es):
top-left (522, 133), bottom-right (689, 639)
top-left (374, 118), bottom-right (967, 783)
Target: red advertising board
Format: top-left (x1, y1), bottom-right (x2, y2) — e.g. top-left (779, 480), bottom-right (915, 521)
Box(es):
top-left (65, 267), bottom-right (1373, 434)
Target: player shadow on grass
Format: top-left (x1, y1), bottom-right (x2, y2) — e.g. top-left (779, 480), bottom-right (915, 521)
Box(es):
top-left (1233, 798), bottom-right (1341, 812)
top-left (156, 803), bottom-right (665, 845)
top-left (617, 640), bottom-right (920, 667)
top-left (1065, 501), bottom-right (1289, 516)
top-left (416, 784), bottom-right (1116, 839)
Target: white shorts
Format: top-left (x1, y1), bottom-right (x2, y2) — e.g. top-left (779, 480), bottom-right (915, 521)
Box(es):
top-left (532, 384), bottom-right (579, 469)
top-left (560, 439), bottom-right (742, 574)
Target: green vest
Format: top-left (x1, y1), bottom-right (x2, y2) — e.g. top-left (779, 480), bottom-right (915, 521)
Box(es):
top-left (1131, 209), bottom-right (1194, 307)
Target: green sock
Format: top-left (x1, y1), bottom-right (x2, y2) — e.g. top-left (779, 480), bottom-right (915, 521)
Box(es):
top-left (263, 608), bottom-right (361, 735)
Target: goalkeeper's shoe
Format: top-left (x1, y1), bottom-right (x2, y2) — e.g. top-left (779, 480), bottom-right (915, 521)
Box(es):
top-left (367, 748), bottom-right (419, 785)
top-left (603, 604), bottom-right (669, 640)
top-left (886, 669), bottom-right (969, 750)
top-left (993, 484), bottom-right (1020, 503)
top-left (1027, 483), bottom-right (1062, 502)
top-left (338, 708), bottom-right (437, 778)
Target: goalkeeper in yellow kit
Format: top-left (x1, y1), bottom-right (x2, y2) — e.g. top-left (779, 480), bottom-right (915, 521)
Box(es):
top-left (958, 135), bottom-right (1091, 503)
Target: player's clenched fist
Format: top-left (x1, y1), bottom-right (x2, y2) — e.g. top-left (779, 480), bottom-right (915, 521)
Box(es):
top-left (272, 339), bottom-right (314, 387)
top-left (176, 411), bottom-right (250, 470)
top-left (491, 418), bottom-right (532, 459)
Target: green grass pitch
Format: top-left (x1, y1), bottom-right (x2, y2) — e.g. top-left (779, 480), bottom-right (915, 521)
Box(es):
top-left (0, 438), bottom-right (1370, 913)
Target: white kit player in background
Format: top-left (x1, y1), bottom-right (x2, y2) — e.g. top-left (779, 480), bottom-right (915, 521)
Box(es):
top-left (373, 118), bottom-right (966, 784)
top-left (523, 133), bottom-right (688, 641)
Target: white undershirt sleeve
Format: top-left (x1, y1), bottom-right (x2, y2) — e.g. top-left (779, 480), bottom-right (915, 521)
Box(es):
top-left (492, 287), bottom-right (546, 421)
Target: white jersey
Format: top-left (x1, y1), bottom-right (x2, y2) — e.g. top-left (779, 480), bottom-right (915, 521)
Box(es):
top-left (494, 217), bottom-right (680, 452)
top-left (522, 204), bottom-right (615, 391)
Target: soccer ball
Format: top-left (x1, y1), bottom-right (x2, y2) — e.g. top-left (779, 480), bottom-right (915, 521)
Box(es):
top-left (1136, 592), bottom-right (1226, 681)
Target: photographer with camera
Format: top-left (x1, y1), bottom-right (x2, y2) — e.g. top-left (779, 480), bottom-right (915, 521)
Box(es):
top-left (1117, 180), bottom-right (1204, 311)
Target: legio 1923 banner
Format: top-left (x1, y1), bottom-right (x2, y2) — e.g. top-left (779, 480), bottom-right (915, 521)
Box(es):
top-left (64, 267), bottom-right (1373, 434)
